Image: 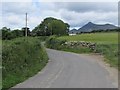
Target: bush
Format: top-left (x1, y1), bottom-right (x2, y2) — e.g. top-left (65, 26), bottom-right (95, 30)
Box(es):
top-left (46, 36), bottom-right (66, 49)
top-left (2, 37), bottom-right (48, 89)
top-left (37, 36), bottom-right (49, 41)
top-left (46, 36), bottom-right (92, 53)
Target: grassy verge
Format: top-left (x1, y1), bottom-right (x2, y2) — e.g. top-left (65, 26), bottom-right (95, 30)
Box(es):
top-left (59, 47), bottom-right (92, 54)
top-left (96, 44), bottom-right (118, 68)
top-left (2, 37), bottom-right (48, 89)
top-left (0, 39), bottom-right (2, 90)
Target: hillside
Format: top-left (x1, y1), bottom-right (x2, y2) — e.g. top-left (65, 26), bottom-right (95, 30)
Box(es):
top-left (69, 22), bottom-right (118, 34)
top-left (78, 22), bottom-right (117, 32)
top-left (68, 29), bottom-right (78, 34)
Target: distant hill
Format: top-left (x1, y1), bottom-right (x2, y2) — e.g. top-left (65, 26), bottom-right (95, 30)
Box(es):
top-left (68, 29), bottom-right (78, 34)
top-left (78, 22), bottom-right (117, 33)
top-left (69, 22), bottom-right (118, 34)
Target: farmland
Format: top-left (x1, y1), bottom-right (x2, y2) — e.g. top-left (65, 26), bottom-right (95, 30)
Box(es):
top-left (59, 32), bottom-right (118, 68)
top-left (46, 32), bottom-right (118, 68)
top-left (58, 32), bottom-right (118, 44)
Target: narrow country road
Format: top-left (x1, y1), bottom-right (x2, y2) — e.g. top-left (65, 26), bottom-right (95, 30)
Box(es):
top-left (12, 49), bottom-right (118, 88)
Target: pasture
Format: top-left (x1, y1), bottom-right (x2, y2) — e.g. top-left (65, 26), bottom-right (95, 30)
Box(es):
top-left (58, 32), bottom-right (118, 44)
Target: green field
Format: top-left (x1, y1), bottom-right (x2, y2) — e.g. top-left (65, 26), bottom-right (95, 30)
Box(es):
top-left (56, 32), bottom-right (118, 68)
top-left (58, 32), bottom-right (118, 44)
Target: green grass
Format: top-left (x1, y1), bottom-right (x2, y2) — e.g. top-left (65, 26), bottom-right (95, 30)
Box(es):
top-left (59, 46), bottom-right (92, 54)
top-left (58, 32), bottom-right (118, 44)
top-left (2, 37), bottom-right (48, 89)
top-left (0, 39), bottom-right (2, 90)
top-left (51, 32), bottom-right (118, 68)
top-left (46, 36), bottom-right (93, 53)
top-left (96, 44), bottom-right (118, 67)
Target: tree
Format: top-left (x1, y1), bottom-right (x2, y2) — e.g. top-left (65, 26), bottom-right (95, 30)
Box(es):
top-left (1, 27), bottom-right (13, 40)
top-left (1, 27), bottom-right (24, 40)
top-left (11, 29), bottom-right (24, 38)
top-left (32, 17), bottom-right (70, 36)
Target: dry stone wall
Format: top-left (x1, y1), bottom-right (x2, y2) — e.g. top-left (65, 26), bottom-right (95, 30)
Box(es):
top-left (62, 41), bottom-right (96, 51)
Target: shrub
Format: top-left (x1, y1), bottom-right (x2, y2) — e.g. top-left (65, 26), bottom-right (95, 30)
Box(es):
top-left (45, 36), bottom-right (92, 53)
top-left (2, 37), bottom-right (48, 89)
top-left (46, 36), bottom-right (66, 50)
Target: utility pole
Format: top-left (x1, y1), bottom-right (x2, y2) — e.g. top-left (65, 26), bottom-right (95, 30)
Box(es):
top-left (25, 13), bottom-right (27, 37)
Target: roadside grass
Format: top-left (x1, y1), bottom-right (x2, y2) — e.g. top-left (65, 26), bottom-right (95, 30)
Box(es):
top-left (61, 46), bottom-right (92, 54)
top-left (46, 32), bottom-right (118, 69)
top-left (2, 37), bottom-right (48, 89)
top-left (96, 44), bottom-right (118, 68)
top-left (0, 39), bottom-right (2, 90)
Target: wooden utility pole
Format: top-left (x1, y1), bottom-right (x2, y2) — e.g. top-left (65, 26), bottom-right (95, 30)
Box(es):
top-left (25, 13), bottom-right (27, 37)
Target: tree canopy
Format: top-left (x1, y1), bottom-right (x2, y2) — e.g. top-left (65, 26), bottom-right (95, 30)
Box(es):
top-left (1, 27), bottom-right (31, 40)
top-left (32, 17), bottom-right (70, 36)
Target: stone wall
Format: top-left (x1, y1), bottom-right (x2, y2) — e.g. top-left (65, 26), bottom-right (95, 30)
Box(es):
top-left (62, 41), bottom-right (96, 51)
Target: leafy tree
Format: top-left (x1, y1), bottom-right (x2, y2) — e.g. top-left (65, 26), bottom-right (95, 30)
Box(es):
top-left (32, 17), bottom-right (70, 36)
top-left (11, 29), bottom-right (24, 37)
top-left (1, 27), bottom-right (12, 40)
top-left (1, 27), bottom-right (25, 40)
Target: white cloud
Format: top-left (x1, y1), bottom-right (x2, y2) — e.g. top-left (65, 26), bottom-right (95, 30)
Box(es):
top-left (1, 2), bottom-right (59, 30)
top-left (2, 14), bottom-right (24, 29)
top-left (53, 2), bottom-right (118, 12)
top-left (2, 0), bottom-right (32, 2)
top-left (2, 2), bottom-right (38, 15)
top-left (27, 16), bottom-right (43, 29)
top-left (2, 0), bottom-right (120, 2)
top-left (1, 2), bottom-right (118, 30)
top-left (36, 0), bottom-right (119, 2)
top-left (59, 9), bottom-right (118, 27)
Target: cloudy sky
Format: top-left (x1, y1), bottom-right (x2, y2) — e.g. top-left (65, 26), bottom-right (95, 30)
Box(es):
top-left (1, 1), bottom-right (118, 30)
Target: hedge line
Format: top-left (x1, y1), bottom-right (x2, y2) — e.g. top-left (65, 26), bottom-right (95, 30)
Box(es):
top-left (45, 36), bottom-right (92, 53)
top-left (2, 37), bottom-right (48, 89)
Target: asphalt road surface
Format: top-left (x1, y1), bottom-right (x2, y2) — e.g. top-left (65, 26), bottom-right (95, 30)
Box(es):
top-left (12, 49), bottom-right (118, 88)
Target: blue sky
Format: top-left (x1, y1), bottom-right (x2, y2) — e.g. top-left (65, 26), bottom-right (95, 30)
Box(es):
top-left (1, 1), bottom-right (118, 30)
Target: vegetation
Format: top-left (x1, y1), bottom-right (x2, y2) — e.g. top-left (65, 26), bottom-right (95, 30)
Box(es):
top-left (32, 17), bottom-right (69, 36)
top-left (76, 29), bottom-right (119, 34)
top-left (1, 17), bottom-right (69, 40)
top-left (2, 37), bottom-right (48, 89)
top-left (46, 36), bottom-right (93, 53)
top-left (1, 16), bottom-right (119, 90)
top-left (1, 27), bottom-right (31, 40)
top-left (0, 39), bottom-right (1, 90)
top-left (1, 16), bottom-right (70, 89)
top-left (46, 32), bottom-right (118, 68)
top-left (96, 44), bottom-right (118, 67)
top-left (58, 32), bottom-right (118, 44)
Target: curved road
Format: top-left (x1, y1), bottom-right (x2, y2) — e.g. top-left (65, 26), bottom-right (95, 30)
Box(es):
top-left (12, 49), bottom-right (118, 88)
